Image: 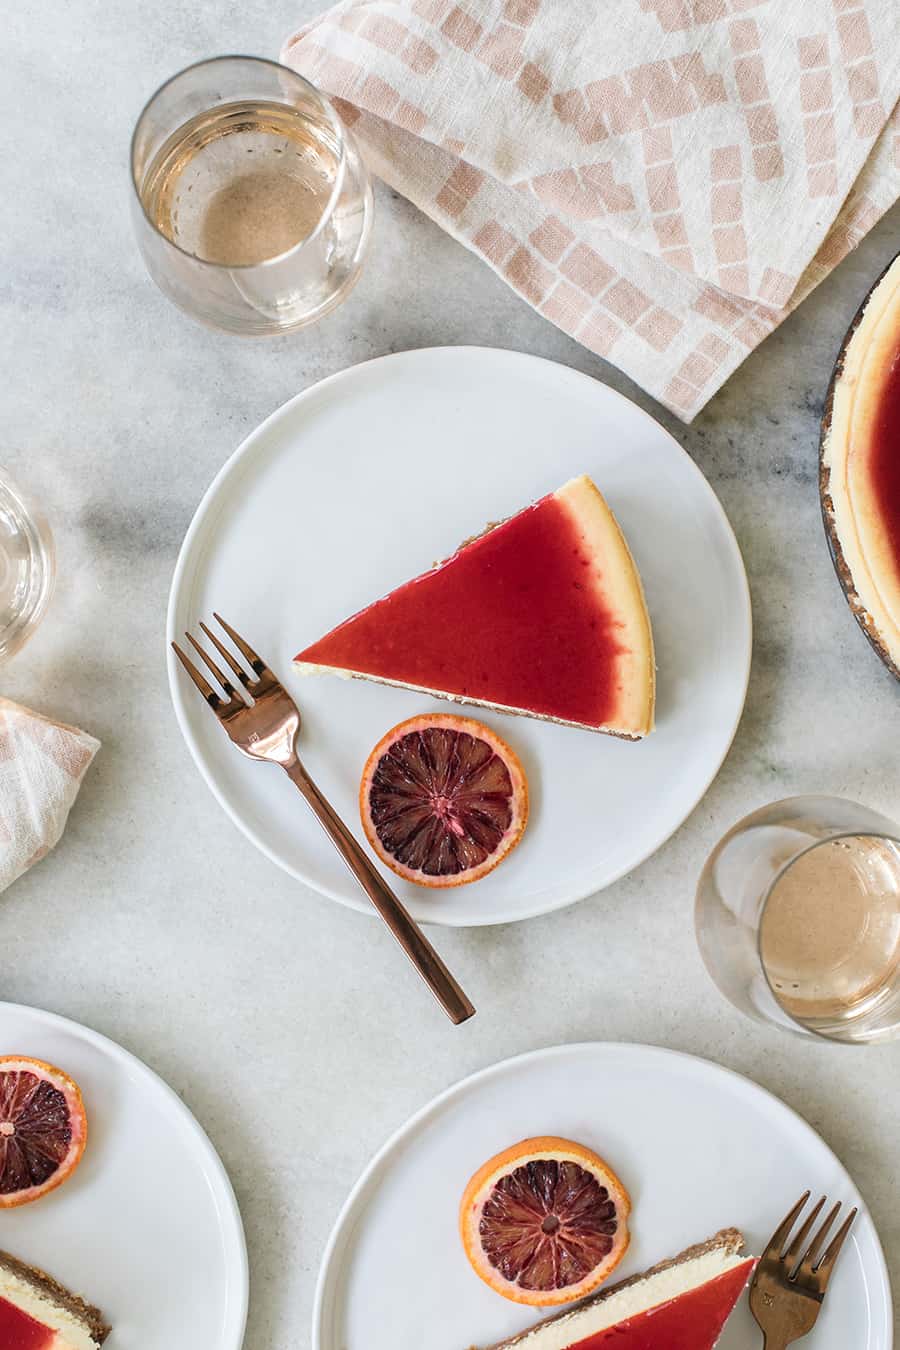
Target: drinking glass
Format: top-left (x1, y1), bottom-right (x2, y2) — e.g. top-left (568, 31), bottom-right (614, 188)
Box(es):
top-left (130, 57), bottom-right (373, 334)
top-left (696, 796), bottom-right (900, 1043)
top-left (0, 469), bottom-right (55, 662)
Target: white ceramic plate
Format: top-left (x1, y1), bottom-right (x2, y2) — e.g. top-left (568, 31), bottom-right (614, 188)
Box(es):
top-left (0, 1002), bottom-right (248, 1350)
top-left (167, 347), bottom-right (751, 926)
top-left (314, 1043), bottom-right (892, 1350)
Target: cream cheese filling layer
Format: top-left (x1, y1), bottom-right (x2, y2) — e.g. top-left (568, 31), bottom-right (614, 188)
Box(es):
top-left (554, 476), bottom-right (655, 736)
top-left (0, 1273), bottom-right (100, 1350)
top-left (505, 1247), bottom-right (748, 1350)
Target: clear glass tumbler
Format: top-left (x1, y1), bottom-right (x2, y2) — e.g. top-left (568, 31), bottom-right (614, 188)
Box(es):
top-left (130, 57), bottom-right (373, 334)
top-left (0, 469), bottom-right (55, 662)
top-left (696, 796), bottom-right (900, 1043)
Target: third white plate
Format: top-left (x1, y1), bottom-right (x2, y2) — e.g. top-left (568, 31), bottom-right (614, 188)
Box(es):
top-left (314, 1043), bottom-right (892, 1350)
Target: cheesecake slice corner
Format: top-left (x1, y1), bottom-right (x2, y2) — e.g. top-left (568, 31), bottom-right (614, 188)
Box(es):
top-left (0, 1249), bottom-right (110, 1349)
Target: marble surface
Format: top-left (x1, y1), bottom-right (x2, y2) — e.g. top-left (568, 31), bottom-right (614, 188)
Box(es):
top-left (2, 5), bottom-right (899, 1346)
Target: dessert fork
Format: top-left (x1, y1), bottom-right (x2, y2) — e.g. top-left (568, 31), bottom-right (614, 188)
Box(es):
top-left (750, 1190), bottom-right (857, 1349)
top-left (172, 614), bottom-right (476, 1026)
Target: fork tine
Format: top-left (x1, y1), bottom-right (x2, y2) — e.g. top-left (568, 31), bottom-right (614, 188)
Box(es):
top-left (782, 1195), bottom-right (826, 1270)
top-left (172, 641), bottom-right (222, 710)
top-left (763, 1192), bottom-right (811, 1259)
top-left (185, 632), bottom-right (238, 699)
top-left (213, 613), bottom-right (269, 679)
top-left (200, 621), bottom-right (252, 688)
top-left (812, 1208), bottom-right (857, 1288)
top-left (797, 1202), bottom-right (841, 1277)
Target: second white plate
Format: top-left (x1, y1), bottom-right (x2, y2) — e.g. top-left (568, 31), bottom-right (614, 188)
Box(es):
top-left (314, 1043), bottom-right (892, 1350)
top-left (167, 348), bottom-right (751, 926)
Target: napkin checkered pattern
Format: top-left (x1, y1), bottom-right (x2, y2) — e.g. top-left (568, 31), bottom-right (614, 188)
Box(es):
top-left (284, 0), bottom-right (900, 419)
top-left (0, 697), bottom-right (99, 895)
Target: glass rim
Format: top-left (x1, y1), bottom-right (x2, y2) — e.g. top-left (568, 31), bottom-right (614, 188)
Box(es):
top-left (129, 54), bottom-right (349, 271)
top-left (0, 467), bottom-right (55, 560)
top-left (0, 467), bottom-right (56, 664)
top-left (756, 828), bottom-right (900, 1045)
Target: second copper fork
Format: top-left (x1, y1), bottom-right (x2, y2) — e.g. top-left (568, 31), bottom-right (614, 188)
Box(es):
top-left (750, 1190), bottom-right (858, 1349)
top-left (172, 613), bottom-right (476, 1026)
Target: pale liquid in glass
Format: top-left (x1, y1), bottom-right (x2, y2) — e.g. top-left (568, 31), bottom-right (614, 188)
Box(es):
top-left (760, 834), bottom-right (900, 1036)
top-left (139, 100), bottom-right (342, 267)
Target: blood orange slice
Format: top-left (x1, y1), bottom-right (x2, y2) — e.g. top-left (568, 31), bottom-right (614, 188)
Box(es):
top-left (460, 1137), bottom-right (631, 1307)
top-left (0, 1057), bottom-right (87, 1208)
top-left (359, 714), bottom-right (528, 887)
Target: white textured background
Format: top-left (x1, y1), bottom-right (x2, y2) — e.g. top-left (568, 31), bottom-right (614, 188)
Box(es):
top-left (2, 4), bottom-right (899, 1346)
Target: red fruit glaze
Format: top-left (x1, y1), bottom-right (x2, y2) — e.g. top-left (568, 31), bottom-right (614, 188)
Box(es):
top-left (0, 1296), bottom-right (55, 1348)
top-left (565, 1258), bottom-right (755, 1349)
top-left (296, 493), bottom-right (625, 728)
top-left (870, 343), bottom-right (900, 583)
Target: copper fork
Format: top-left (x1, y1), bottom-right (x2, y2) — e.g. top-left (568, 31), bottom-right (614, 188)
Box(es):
top-left (172, 614), bottom-right (476, 1026)
top-left (750, 1190), bottom-right (858, 1349)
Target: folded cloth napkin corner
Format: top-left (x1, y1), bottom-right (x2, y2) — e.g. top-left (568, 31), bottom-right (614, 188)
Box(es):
top-left (0, 697), bottom-right (100, 895)
top-left (284, 0), bottom-right (900, 420)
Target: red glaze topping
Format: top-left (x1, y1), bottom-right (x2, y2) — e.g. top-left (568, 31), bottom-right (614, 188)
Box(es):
top-left (562, 1259), bottom-right (754, 1348)
top-left (296, 494), bottom-right (625, 728)
top-left (0, 1295), bottom-right (56, 1348)
top-left (870, 342), bottom-right (900, 583)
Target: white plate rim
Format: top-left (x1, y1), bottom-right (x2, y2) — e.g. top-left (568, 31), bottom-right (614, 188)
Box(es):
top-left (0, 1000), bottom-right (249, 1350)
top-left (311, 1040), bottom-right (893, 1350)
top-left (166, 346), bottom-right (753, 926)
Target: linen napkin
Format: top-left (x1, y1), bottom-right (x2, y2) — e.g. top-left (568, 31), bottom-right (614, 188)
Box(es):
top-left (0, 697), bottom-right (99, 894)
top-left (283, 0), bottom-right (900, 419)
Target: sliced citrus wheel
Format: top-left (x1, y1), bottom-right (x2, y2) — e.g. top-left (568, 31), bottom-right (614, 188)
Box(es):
top-left (460, 1136), bottom-right (631, 1307)
top-left (359, 713), bottom-right (528, 887)
top-left (0, 1057), bottom-right (87, 1208)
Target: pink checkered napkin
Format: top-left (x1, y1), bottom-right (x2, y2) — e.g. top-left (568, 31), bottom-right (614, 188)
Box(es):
top-left (283, 0), bottom-right (900, 420)
top-left (0, 698), bottom-right (99, 894)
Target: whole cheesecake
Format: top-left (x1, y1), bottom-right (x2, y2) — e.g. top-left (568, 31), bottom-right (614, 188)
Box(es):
top-left (475, 1229), bottom-right (755, 1350)
top-left (821, 252), bottom-right (900, 678)
top-left (295, 476), bottom-right (656, 737)
top-left (0, 1251), bottom-right (109, 1349)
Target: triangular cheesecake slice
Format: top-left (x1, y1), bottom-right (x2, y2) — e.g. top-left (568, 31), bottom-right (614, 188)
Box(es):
top-left (478, 1229), bottom-right (755, 1350)
top-left (0, 1250), bottom-right (109, 1349)
top-left (294, 476), bottom-right (655, 737)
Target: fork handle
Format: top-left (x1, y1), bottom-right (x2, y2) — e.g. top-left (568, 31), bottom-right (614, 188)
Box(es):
top-left (283, 758), bottom-right (476, 1025)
